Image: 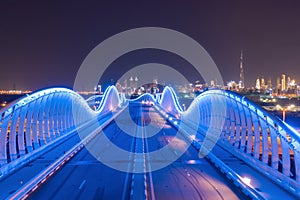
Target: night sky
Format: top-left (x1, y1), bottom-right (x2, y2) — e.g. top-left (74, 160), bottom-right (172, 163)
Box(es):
top-left (0, 0), bottom-right (300, 90)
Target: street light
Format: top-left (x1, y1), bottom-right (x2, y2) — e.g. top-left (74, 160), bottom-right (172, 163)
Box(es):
top-left (276, 104), bottom-right (295, 122)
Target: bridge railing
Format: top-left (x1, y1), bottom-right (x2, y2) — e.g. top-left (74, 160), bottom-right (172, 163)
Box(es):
top-left (188, 89), bottom-right (300, 196)
top-left (0, 88), bottom-right (96, 166)
top-left (156, 87), bottom-right (300, 196)
top-left (0, 85), bottom-right (125, 179)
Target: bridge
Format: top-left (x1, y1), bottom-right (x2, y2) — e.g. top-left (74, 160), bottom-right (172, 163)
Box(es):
top-left (0, 86), bottom-right (299, 199)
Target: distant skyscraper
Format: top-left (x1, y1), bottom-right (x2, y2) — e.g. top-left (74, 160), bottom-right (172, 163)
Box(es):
top-left (276, 77), bottom-right (281, 91)
top-left (239, 51), bottom-right (245, 88)
top-left (261, 77), bottom-right (265, 89)
top-left (210, 80), bottom-right (215, 87)
top-left (129, 76), bottom-right (133, 88)
top-left (267, 78), bottom-right (272, 89)
top-left (134, 76), bottom-right (138, 89)
top-left (287, 76), bottom-right (291, 89)
top-left (153, 76), bottom-right (158, 85)
top-left (255, 78), bottom-right (261, 90)
top-left (281, 74), bottom-right (286, 91)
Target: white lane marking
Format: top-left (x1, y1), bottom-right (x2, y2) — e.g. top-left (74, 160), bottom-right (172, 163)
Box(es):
top-left (78, 179), bottom-right (86, 190)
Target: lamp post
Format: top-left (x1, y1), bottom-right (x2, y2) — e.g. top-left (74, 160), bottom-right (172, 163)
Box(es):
top-left (276, 104), bottom-right (295, 122)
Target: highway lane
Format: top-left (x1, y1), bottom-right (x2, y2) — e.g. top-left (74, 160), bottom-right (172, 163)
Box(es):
top-left (0, 115), bottom-right (110, 199)
top-left (0, 113), bottom-right (112, 199)
top-left (29, 103), bottom-right (246, 199)
top-left (29, 103), bottom-right (146, 199)
top-left (143, 106), bottom-right (245, 200)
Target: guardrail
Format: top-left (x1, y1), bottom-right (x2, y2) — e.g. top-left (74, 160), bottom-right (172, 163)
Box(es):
top-left (0, 125), bottom-right (76, 181)
top-left (9, 106), bottom-right (126, 200)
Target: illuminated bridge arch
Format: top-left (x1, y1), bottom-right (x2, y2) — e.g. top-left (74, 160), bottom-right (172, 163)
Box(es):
top-left (159, 86), bottom-right (183, 117)
top-left (1, 85), bottom-right (299, 194)
top-left (164, 89), bottom-right (300, 192)
top-left (86, 94), bottom-right (103, 110)
top-left (0, 86), bottom-right (122, 166)
top-left (95, 86), bottom-right (122, 113)
top-left (129, 93), bottom-right (156, 104)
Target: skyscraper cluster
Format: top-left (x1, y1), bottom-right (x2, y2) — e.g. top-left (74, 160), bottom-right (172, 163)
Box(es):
top-left (115, 76), bottom-right (161, 96)
top-left (276, 74), bottom-right (297, 95)
top-left (253, 74), bottom-right (298, 95)
top-left (115, 76), bottom-right (139, 95)
top-left (226, 51), bottom-right (299, 96)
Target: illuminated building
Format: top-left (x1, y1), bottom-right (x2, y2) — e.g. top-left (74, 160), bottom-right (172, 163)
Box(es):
top-left (129, 76), bottom-right (134, 89)
top-left (281, 74), bottom-right (286, 91)
top-left (267, 78), bottom-right (272, 89)
top-left (134, 76), bottom-right (138, 90)
top-left (261, 77), bottom-right (265, 90)
top-left (153, 76), bottom-right (158, 85)
top-left (210, 80), bottom-right (215, 87)
top-left (239, 51), bottom-right (245, 89)
top-left (255, 78), bottom-right (261, 90)
top-left (227, 81), bottom-right (238, 91)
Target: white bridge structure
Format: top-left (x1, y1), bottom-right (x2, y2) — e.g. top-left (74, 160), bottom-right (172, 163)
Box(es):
top-left (0, 86), bottom-right (299, 198)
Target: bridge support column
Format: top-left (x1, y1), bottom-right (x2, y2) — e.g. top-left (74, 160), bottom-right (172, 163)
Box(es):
top-left (239, 102), bottom-right (247, 151)
top-left (251, 112), bottom-right (260, 160)
top-left (31, 122), bottom-right (39, 150)
top-left (17, 107), bottom-right (27, 158)
top-left (26, 146), bottom-right (33, 153)
top-left (0, 116), bottom-right (9, 165)
top-left (280, 134), bottom-right (291, 177)
top-left (245, 108), bottom-right (253, 154)
top-left (39, 139), bottom-right (45, 146)
top-left (9, 109), bottom-right (20, 162)
top-left (49, 130), bottom-right (55, 141)
top-left (45, 133), bottom-right (51, 143)
top-left (25, 102), bottom-right (35, 154)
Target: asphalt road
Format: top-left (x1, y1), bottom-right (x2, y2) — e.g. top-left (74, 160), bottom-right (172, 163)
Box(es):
top-left (29, 103), bottom-right (246, 200)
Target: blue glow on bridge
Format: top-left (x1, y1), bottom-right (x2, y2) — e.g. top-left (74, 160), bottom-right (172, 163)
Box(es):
top-left (0, 85), bottom-right (300, 198)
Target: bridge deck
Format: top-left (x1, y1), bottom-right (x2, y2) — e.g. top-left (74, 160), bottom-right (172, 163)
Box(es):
top-left (28, 104), bottom-right (244, 199)
top-left (0, 103), bottom-right (297, 199)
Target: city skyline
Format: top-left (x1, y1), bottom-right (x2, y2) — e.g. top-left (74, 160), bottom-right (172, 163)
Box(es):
top-left (1, 65), bottom-right (298, 93)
